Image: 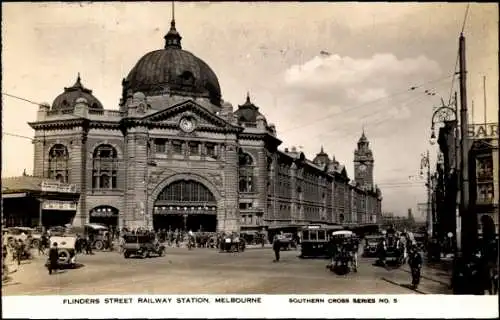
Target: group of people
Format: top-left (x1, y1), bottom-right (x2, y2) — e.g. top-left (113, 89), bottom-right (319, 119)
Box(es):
top-left (325, 236), bottom-right (360, 273)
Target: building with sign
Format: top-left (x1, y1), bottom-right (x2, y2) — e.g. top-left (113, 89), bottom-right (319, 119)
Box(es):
top-left (468, 123), bottom-right (499, 236)
top-left (27, 16), bottom-right (382, 232)
top-left (1, 175), bottom-right (80, 227)
top-left (436, 121), bottom-right (499, 242)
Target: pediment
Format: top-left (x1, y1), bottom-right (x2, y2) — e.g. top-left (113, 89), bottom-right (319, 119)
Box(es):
top-left (141, 100), bottom-right (241, 133)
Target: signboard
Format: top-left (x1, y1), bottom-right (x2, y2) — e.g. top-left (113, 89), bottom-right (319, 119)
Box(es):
top-left (90, 208), bottom-right (118, 218)
top-left (42, 200), bottom-right (77, 211)
top-left (41, 181), bottom-right (77, 193)
top-left (467, 123), bottom-right (499, 140)
top-left (153, 206), bottom-right (217, 215)
top-left (1, 193), bottom-right (27, 198)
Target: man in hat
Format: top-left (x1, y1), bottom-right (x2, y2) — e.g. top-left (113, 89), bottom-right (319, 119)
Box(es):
top-left (47, 242), bottom-right (59, 275)
top-left (408, 245), bottom-right (423, 290)
top-left (272, 235), bottom-right (281, 262)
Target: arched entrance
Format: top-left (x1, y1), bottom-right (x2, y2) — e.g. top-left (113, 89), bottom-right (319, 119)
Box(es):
top-left (153, 179), bottom-right (217, 232)
top-left (89, 205), bottom-right (119, 229)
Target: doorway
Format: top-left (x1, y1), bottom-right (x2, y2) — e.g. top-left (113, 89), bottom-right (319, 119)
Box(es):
top-left (187, 214), bottom-right (217, 232)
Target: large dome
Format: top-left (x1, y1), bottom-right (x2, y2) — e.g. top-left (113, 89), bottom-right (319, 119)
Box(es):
top-left (123, 20), bottom-right (222, 106)
top-left (52, 75), bottom-right (103, 111)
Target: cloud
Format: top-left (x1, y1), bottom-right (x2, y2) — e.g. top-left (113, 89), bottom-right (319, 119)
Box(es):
top-left (283, 53), bottom-right (441, 106)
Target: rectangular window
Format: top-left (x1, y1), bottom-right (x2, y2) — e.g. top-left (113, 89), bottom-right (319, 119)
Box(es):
top-left (189, 142), bottom-right (199, 156)
top-left (310, 231), bottom-right (318, 241)
top-left (239, 203), bottom-right (247, 210)
top-left (302, 230), bottom-right (309, 241)
top-left (477, 183), bottom-right (494, 204)
top-left (172, 141), bottom-right (183, 154)
top-left (206, 143), bottom-right (216, 157)
top-left (155, 139), bottom-right (166, 153)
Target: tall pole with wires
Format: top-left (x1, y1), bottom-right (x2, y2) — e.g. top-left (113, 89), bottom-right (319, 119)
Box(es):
top-left (458, 32), bottom-right (474, 258)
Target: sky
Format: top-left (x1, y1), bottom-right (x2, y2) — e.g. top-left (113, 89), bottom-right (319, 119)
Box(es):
top-left (2, 2), bottom-right (498, 218)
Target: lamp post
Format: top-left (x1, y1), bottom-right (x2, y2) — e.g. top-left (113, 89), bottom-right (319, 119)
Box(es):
top-left (429, 94), bottom-right (459, 251)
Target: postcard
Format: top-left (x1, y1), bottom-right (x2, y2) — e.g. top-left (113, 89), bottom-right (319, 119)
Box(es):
top-left (1, 2), bottom-right (498, 319)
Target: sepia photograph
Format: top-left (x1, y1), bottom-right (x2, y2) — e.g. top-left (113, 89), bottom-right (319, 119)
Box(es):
top-left (1, 1), bottom-right (498, 318)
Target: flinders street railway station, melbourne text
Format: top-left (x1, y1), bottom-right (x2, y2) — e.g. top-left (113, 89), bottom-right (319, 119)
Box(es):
top-left (2, 19), bottom-right (382, 233)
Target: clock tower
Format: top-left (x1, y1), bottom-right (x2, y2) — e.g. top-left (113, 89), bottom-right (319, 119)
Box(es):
top-left (354, 130), bottom-right (374, 189)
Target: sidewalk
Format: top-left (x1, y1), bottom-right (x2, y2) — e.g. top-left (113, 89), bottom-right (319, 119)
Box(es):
top-left (400, 261), bottom-right (452, 289)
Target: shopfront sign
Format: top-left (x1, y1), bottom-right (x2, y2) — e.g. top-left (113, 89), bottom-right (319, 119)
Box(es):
top-left (42, 200), bottom-right (77, 211)
top-left (41, 181), bottom-right (77, 193)
top-left (467, 123), bottom-right (499, 140)
top-left (153, 206), bottom-right (217, 215)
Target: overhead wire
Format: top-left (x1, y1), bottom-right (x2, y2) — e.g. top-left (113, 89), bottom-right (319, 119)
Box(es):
top-left (280, 74), bottom-right (456, 134)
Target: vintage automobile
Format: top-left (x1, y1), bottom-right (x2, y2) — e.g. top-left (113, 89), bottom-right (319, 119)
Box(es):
top-left (4, 227), bottom-right (43, 248)
top-left (70, 223), bottom-right (111, 250)
top-left (220, 234), bottom-right (246, 252)
top-left (122, 234), bottom-right (165, 259)
top-left (363, 235), bottom-right (380, 257)
top-left (277, 233), bottom-right (296, 250)
top-left (384, 233), bottom-right (406, 266)
top-left (327, 230), bottom-right (357, 274)
top-left (47, 235), bottom-right (78, 267)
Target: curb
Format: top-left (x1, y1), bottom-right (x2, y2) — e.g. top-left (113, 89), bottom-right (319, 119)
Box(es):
top-left (381, 277), bottom-right (427, 294)
top-left (400, 268), bottom-right (450, 287)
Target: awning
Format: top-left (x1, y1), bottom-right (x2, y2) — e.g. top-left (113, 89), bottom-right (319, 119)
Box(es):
top-left (1, 192), bottom-right (27, 198)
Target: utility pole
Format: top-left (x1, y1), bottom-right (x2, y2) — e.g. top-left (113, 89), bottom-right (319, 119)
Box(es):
top-left (454, 91), bottom-right (460, 252)
top-left (421, 150), bottom-right (432, 237)
top-left (458, 33), bottom-right (474, 258)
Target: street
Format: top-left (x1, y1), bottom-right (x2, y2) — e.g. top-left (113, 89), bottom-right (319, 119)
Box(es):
top-left (3, 247), bottom-right (451, 295)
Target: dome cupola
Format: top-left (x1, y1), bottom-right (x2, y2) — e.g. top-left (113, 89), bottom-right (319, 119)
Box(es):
top-left (51, 74), bottom-right (103, 111)
top-left (122, 7), bottom-right (222, 107)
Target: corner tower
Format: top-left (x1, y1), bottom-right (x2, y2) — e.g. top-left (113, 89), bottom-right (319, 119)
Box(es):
top-left (354, 130), bottom-right (374, 188)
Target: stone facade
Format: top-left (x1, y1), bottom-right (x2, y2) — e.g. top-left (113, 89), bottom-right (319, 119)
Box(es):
top-left (27, 18), bottom-right (382, 232)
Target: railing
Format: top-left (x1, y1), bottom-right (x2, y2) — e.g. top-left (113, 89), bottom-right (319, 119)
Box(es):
top-left (88, 109), bottom-right (104, 115)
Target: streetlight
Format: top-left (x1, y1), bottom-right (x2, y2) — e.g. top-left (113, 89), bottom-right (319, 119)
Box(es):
top-left (429, 96), bottom-right (458, 145)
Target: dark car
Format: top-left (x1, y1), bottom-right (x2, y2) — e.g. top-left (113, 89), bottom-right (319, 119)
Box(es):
top-left (122, 234), bottom-right (165, 259)
top-left (363, 235), bottom-right (380, 257)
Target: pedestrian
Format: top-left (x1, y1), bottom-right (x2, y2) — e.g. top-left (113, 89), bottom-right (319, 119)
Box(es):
top-left (408, 245), bottom-right (422, 290)
top-left (272, 235), bottom-right (281, 262)
top-left (47, 242), bottom-right (59, 275)
top-left (38, 235), bottom-right (47, 255)
top-left (15, 240), bottom-right (24, 266)
top-left (85, 236), bottom-right (93, 255)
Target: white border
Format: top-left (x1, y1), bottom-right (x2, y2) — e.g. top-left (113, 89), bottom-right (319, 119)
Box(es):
top-left (2, 294), bottom-right (499, 319)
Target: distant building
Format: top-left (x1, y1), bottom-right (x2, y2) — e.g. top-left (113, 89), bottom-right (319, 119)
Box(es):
top-left (8, 14), bottom-right (383, 232)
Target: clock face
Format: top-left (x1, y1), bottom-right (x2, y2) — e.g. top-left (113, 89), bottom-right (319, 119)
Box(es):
top-left (359, 164), bottom-right (367, 172)
top-left (179, 117), bottom-right (195, 133)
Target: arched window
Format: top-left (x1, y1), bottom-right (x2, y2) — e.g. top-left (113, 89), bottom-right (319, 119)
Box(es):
top-left (239, 151), bottom-right (254, 193)
top-left (92, 144), bottom-right (118, 190)
top-left (48, 144), bottom-right (69, 183)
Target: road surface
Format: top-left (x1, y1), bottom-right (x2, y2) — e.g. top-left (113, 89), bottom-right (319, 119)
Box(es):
top-left (3, 246), bottom-right (451, 295)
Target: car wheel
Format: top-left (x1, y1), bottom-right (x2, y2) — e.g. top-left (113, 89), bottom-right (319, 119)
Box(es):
top-left (94, 240), bottom-right (104, 251)
top-left (58, 249), bottom-right (71, 264)
top-left (31, 239), bottom-right (40, 249)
